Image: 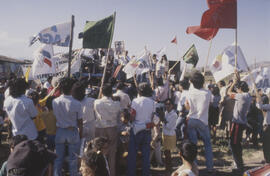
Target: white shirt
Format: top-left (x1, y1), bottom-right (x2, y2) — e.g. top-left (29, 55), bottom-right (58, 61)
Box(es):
top-left (53, 95), bottom-right (82, 128)
top-left (131, 96), bottom-right (156, 134)
top-left (81, 97), bottom-right (96, 124)
top-left (162, 110), bottom-right (177, 136)
top-left (94, 96), bottom-right (121, 128)
top-left (186, 87), bottom-right (211, 125)
top-left (4, 95), bottom-right (38, 140)
top-left (177, 90), bottom-right (188, 112)
top-left (174, 91), bottom-right (181, 105)
top-left (256, 103), bottom-right (270, 125)
top-left (113, 90), bottom-right (131, 110)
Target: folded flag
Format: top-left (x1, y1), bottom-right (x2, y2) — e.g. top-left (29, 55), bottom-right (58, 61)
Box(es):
top-left (201, 0), bottom-right (237, 28)
top-left (186, 26), bottom-right (218, 40)
top-left (29, 22), bottom-right (71, 47)
top-left (81, 12), bottom-right (116, 49)
top-left (182, 44), bottom-right (199, 67)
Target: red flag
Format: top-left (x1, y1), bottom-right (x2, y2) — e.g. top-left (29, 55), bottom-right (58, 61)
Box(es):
top-left (113, 65), bottom-right (122, 78)
top-left (201, 0), bottom-right (237, 28)
top-left (186, 26), bottom-right (219, 40)
top-left (171, 36), bottom-right (177, 44)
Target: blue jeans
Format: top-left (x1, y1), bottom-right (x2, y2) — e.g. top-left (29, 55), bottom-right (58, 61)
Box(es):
top-left (54, 128), bottom-right (80, 176)
top-left (187, 118), bottom-right (213, 170)
top-left (127, 129), bottom-right (151, 176)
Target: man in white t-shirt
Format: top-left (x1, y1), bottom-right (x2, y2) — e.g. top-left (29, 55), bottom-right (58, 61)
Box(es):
top-left (185, 72), bottom-right (214, 173)
top-left (127, 82), bottom-right (156, 176)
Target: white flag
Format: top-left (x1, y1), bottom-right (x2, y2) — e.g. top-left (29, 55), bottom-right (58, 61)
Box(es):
top-left (31, 46), bottom-right (81, 79)
top-left (123, 49), bottom-right (151, 79)
top-left (32, 44), bottom-right (55, 79)
top-left (242, 67), bottom-right (270, 93)
top-left (30, 22), bottom-right (71, 47)
top-left (210, 44), bottom-right (249, 82)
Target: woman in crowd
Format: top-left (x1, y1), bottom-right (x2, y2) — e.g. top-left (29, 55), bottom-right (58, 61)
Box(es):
top-left (171, 140), bottom-right (198, 176)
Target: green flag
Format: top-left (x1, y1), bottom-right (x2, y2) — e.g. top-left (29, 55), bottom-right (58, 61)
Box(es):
top-left (182, 44), bottom-right (199, 67)
top-left (82, 12), bottom-right (116, 49)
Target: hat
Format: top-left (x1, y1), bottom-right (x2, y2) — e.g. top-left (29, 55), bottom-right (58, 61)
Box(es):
top-left (7, 140), bottom-right (56, 176)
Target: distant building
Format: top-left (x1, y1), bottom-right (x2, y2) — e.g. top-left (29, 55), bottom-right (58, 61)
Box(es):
top-left (0, 55), bottom-right (25, 78)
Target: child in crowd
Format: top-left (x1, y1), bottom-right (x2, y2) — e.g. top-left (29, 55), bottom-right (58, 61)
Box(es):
top-left (81, 137), bottom-right (110, 176)
top-left (171, 140), bottom-right (198, 176)
top-left (40, 96), bottom-right (57, 150)
top-left (118, 109), bottom-right (131, 157)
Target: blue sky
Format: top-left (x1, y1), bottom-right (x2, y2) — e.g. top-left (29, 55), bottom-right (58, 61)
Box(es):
top-left (0, 0), bottom-right (269, 67)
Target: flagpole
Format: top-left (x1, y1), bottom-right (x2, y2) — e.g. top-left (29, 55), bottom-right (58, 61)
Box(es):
top-left (98, 12), bottom-right (116, 99)
top-left (68, 15), bottom-right (75, 77)
top-left (234, 2), bottom-right (238, 70)
top-left (203, 39), bottom-right (213, 76)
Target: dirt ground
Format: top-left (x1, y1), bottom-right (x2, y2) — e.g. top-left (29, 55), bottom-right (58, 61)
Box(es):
top-left (0, 128), bottom-right (266, 176)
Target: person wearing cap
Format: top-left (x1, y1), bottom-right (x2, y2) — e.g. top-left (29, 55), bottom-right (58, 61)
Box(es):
top-left (184, 71), bottom-right (214, 173)
top-left (94, 83), bottom-right (121, 176)
top-left (3, 78), bottom-right (38, 140)
top-left (227, 71), bottom-right (252, 173)
top-left (127, 82), bottom-right (156, 176)
top-left (6, 140), bottom-right (56, 176)
top-left (52, 78), bottom-right (83, 176)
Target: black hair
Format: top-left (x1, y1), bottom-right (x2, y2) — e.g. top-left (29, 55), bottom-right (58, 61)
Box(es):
top-left (46, 96), bottom-right (56, 111)
top-left (59, 77), bottom-right (76, 95)
top-left (39, 88), bottom-right (48, 99)
top-left (211, 86), bottom-right (220, 96)
top-left (235, 81), bottom-right (249, 92)
top-left (9, 78), bottom-right (28, 98)
top-left (157, 77), bottom-right (164, 86)
top-left (71, 81), bottom-right (86, 101)
top-left (219, 80), bottom-right (226, 87)
top-left (9, 135), bottom-right (28, 149)
top-left (116, 82), bottom-right (125, 90)
top-left (190, 72), bottom-right (204, 89)
top-left (138, 82), bottom-right (153, 97)
top-left (165, 98), bottom-right (174, 105)
top-left (28, 91), bottom-right (39, 106)
top-left (179, 78), bottom-right (190, 90)
top-left (178, 140), bottom-right (197, 164)
top-left (102, 83), bottom-right (112, 97)
top-left (262, 95), bottom-right (269, 105)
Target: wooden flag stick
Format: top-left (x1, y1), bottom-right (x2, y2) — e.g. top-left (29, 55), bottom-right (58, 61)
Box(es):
top-left (68, 15), bottom-right (75, 77)
top-left (98, 12), bottom-right (116, 99)
top-left (203, 39), bottom-right (213, 76)
top-left (168, 61), bottom-right (180, 73)
top-left (234, 28), bottom-right (238, 70)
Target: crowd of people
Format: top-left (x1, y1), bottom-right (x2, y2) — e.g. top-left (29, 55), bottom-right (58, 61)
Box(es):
top-left (0, 52), bottom-right (269, 176)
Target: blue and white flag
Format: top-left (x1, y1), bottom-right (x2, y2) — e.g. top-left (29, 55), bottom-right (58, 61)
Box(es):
top-left (29, 21), bottom-right (71, 47)
top-left (210, 43), bottom-right (249, 82)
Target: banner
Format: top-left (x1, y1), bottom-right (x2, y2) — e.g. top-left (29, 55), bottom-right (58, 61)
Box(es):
top-left (30, 22), bottom-right (71, 47)
top-left (211, 44), bottom-right (249, 82)
top-left (29, 48), bottom-right (81, 79)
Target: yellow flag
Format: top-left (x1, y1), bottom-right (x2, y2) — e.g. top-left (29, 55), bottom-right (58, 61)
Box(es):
top-left (25, 67), bottom-right (31, 83)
